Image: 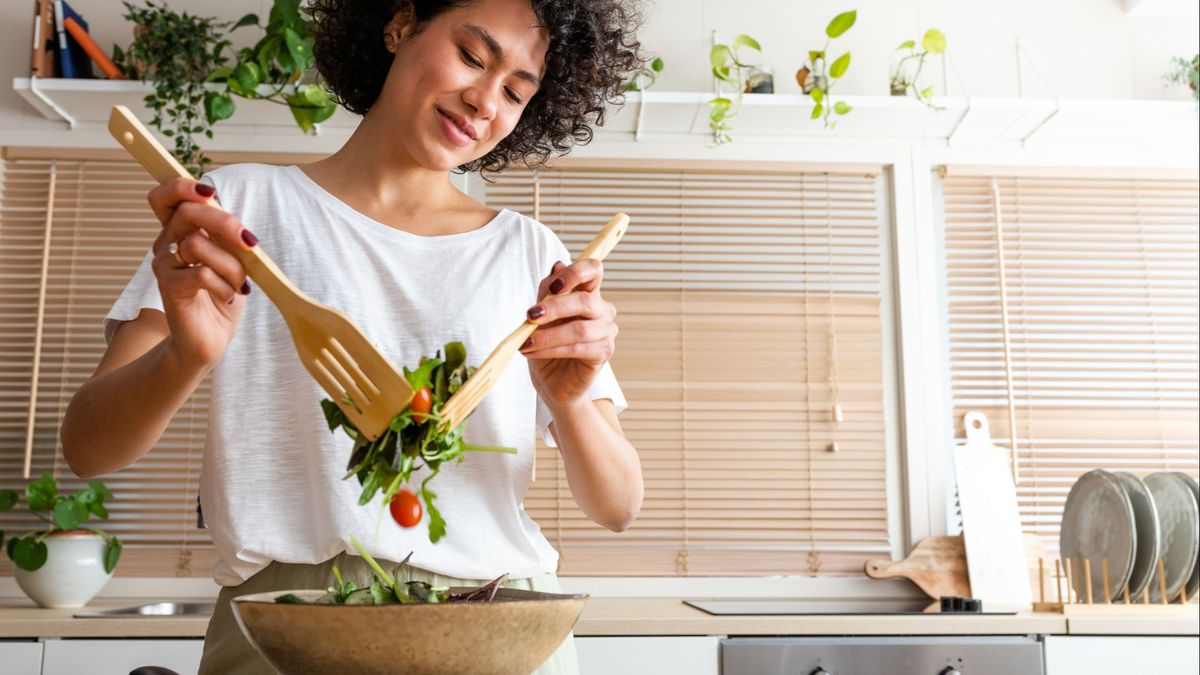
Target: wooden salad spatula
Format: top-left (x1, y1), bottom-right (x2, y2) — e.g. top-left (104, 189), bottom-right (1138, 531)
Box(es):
top-left (108, 105), bottom-right (412, 440)
top-left (438, 213), bottom-right (629, 432)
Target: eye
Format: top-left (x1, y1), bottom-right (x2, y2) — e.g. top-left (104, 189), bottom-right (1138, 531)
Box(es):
top-left (459, 48), bottom-right (482, 68)
top-left (505, 87), bottom-right (523, 104)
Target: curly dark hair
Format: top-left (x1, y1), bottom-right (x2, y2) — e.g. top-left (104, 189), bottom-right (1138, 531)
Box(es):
top-left (309, 0), bottom-right (645, 173)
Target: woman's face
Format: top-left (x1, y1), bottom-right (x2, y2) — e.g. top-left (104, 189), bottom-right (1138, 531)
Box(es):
top-left (379, 0), bottom-right (550, 171)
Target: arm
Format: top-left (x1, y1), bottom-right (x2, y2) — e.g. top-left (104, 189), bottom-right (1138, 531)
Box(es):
top-left (60, 310), bottom-right (209, 478)
top-left (547, 398), bottom-right (643, 532)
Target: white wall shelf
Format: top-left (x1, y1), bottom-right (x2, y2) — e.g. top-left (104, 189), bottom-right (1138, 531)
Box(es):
top-left (11, 77), bottom-right (1199, 153)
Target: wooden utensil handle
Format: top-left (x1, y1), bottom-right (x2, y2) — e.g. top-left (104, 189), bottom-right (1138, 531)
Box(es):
top-left (108, 105), bottom-right (302, 306)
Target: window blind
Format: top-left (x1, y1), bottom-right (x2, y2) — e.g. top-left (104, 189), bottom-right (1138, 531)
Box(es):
top-left (0, 157), bottom-right (216, 576)
top-left (940, 172), bottom-right (1200, 546)
top-left (485, 163), bottom-right (893, 575)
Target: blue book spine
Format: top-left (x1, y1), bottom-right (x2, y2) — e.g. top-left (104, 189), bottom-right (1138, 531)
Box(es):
top-left (59, 0), bottom-right (93, 78)
top-left (52, 0), bottom-right (74, 78)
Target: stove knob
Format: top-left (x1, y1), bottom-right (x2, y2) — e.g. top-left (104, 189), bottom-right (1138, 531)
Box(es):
top-left (938, 668), bottom-right (962, 675)
top-left (808, 669), bottom-right (830, 675)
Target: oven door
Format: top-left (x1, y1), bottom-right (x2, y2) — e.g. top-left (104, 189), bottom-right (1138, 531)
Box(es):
top-left (721, 636), bottom-right (1044, 675)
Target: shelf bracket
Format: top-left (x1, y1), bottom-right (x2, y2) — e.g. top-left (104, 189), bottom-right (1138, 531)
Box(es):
top-left (944, 50), bottom-right (972, 146)
top-left (633, 76), bottom-right (646, 142)
top-left (1014, 38), bottom-right (1061, 147)
top-left (28, 75), bottom-right (76, 129)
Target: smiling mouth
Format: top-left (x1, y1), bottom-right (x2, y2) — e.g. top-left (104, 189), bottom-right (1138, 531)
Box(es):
top-left (437, 108), bottom-right (477, 141)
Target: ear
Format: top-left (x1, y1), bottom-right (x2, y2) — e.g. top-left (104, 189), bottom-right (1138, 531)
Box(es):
top-left (383, 4), bottom-right (417, 54)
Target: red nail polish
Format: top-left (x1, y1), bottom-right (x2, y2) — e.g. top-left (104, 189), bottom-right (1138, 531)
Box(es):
top-left (195, 183), bottom-right (215, 198)
top-left (549, 278), bottom-right (564, 294)
top-left (241, 229), bottom-right (258, 247)
top-left (240, 281), bottom-right (251, 295)
top-left (527, 305), bottom-right (545, 320)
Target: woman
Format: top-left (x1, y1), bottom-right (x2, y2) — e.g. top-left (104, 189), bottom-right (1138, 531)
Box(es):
top-left (59, 1), bottom-right (645, 672)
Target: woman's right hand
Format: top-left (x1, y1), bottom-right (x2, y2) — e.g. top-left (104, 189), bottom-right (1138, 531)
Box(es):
top-left (147, 179), bottom-right (256, 369)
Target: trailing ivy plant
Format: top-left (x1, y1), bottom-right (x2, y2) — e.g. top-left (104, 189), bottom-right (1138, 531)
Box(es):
top-left (626, 56), bottom-right (664, 92)
top-left (708, 34), bottom-right (762, 145)
top-left (1, 473), bottom-right (122, 574)
top-left (1164, 54), bottom-right (1199, 107)
top-left (890, 28), bottom-right (947, 110)
top-left (115, 0), bottom-right (235, 176)
top-left (795, 10), bottom-right (856, 129)
top-left (206, 0), bottom-right (338, 135)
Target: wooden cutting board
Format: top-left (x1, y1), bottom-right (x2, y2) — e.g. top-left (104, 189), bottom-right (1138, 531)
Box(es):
top-left (866, 533), bottom-right (1051, 611)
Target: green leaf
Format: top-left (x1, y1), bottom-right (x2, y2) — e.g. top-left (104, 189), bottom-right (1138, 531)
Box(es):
top-left (0, 489), bottom-right (17, 512)
top-left (897, 40), bottom-right (916, 50)
top-left (402, 357), bottom-right (443, 392)
top-left (204, 91), bottom-right (236, 124)
top-left (203, 66), bottom-right (233, 83)
top-left (11, 536), bottom-right (48, 572)
top-left (808, 50), bottom-right (824, 64)
top-left (710, 44), bottom-right (731, 70)
top-left (709, 97), bottom-right (732, 113)
top-left (284, 27), bottom-right (312, 74)
top-left (811, 103), bottom-right (823, 120)
top-left (834, 101), bottom-right (853, 114)
top-left (711, 66), bottom-right (734, 83)
top-left (104, 538), bottom-right (122, 574)
top-left (232, 13), bottom-right (259, 30)
top-left (650, 56), bottom-right (664, 72)
top-left (26, 473), bottom-right (56, 512)
top-left (811, 87), bottom-right (824, 104)
top-left (922, 28), bottom-right (947, 54)
top-left (732, 34), bottom-right (762, 52)
top-left (830, 52), bottom-right (851, 79)
top-left (826, 10), bottom-right (857, 39)
top-left (233, 62), bottom-right (262, 95)
top-left (54, 498), bottom-right (85, 531)
top-left (920, 85), bottom-right (935, 100)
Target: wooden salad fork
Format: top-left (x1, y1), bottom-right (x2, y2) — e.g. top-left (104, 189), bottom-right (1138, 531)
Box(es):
top-left (108, 105), bottom-right (412, 440)
top-left (438, 213), bottom-right (629, 432)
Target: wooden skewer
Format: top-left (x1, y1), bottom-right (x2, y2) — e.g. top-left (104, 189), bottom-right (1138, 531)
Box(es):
top-left (1122, 580), bottom-right (1131, 605)
top-left (1142, 583), bottom-right (1150, 605)
top-left (1038, 558), bottom-right (1046, 605)
top-left (1054, 558), bottom-right (1064, 610)
top-left (1179, 581), bottom-right (1189, 605)
top-left (1084, 559), bottom-right (1094, 604)
top-left (1065, 558), bottom-right (1076, 604)
top-left (1157, 559), bottom-right (1169, 605)
top-left (1101, 559), bottom-right (1111, 605)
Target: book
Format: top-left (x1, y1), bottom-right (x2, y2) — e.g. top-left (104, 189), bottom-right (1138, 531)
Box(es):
top-left (52, 0), bottom-right (93, 78)
top-left (64, 17), bottom-right (123, 79)
top-left (30, 0), bottom-right (56, 77)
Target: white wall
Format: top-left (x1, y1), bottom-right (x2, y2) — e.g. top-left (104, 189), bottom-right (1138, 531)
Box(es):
top-left (2, 0), bottom-right (1197, 140)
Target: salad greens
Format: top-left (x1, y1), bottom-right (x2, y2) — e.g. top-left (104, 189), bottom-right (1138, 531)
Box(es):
top-left (275, 535), bottom-right (508, 605)
top-left (321, 341), bottom-right (515, 543)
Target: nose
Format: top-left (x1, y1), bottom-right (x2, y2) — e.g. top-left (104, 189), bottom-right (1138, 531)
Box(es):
top-left (461, 81), bottom-right (499, 121)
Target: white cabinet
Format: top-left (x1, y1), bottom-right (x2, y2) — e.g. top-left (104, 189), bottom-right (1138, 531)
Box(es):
top-left (41, 638), bottom-right (204, 675)
top-left (1044, 636), bottom-right (1200, 675)
top-left (0, 641), bottom-right (44, 675)
top-left (576, 636), bottom-right (719, 675)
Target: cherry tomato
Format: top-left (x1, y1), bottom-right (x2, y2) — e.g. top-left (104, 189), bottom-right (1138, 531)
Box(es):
top-left (409, 387), bottom-right (432, 422)
top-left (389, 489), bottom-right (422, 528)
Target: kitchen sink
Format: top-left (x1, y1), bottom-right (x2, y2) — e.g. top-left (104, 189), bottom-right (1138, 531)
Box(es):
top-left (74, 601), bottom-right (215, 618)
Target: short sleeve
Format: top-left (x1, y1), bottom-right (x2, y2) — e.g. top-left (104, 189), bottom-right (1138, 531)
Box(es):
top-left (103, 249), bottom-right (163, 344)
top-left (535, 362), bottom-right (629, 447)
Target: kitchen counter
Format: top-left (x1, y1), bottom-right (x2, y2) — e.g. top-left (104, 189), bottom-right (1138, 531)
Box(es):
top-left (1, 597), bottom-right (1196, 639)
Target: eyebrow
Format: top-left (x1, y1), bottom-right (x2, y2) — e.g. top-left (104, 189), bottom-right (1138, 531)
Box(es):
top-left (462, 24), bottom-right (541, 88)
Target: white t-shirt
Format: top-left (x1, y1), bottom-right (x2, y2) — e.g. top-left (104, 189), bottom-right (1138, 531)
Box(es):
top-left (104, 163), bottom-right (627, 586)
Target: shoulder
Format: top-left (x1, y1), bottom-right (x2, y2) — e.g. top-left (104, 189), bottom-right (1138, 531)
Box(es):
top-left (201, 162), bottom-right (285, 188)
top-left (501, 209), bottom-right (570, 260)
top-left (199, 164), bottom-right (297, 220)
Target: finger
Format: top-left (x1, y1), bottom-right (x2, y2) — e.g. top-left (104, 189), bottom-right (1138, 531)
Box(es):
top-left (158, 200), bottom-right (257, 260)
top-left (527, 290), bottom-right (613, 325)
top-left (175, 233), bottom-right (250, 295)
top-left (147, 178), bottom-right (217, 229)
top-left (158, 262), bottom-right (240, 306)
top-left (520, 318), bottom-right (617, 354)
top-left (542, 259), bottom-right (604, 298)
top-left (536, 260), bottom-right (567, 299)
top-left (520, 337), bottom-right (616, 364)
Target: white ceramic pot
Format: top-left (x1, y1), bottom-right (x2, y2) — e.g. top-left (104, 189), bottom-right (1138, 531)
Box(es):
top-left (13, 531), bottom-right (114, 608)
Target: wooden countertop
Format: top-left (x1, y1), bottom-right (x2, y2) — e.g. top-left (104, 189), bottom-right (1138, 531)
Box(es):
top-left (1, 597), bottom-right (1195, 639)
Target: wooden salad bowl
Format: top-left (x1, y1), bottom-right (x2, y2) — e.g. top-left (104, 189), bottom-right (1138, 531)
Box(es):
top-left (232, 587), bottom-right (588, 675)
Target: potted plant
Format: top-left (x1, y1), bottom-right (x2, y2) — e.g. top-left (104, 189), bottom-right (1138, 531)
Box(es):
top-left (796, 10), bottom-right (856, 128)
top-left (890, 28), bottom-right (947, 109)
top-left (708, 34), bottom-right (763, 145)
top-left (1164, 54), bottom-right (1199, 106)
top-left (1, 473), bottom-right (122, 608)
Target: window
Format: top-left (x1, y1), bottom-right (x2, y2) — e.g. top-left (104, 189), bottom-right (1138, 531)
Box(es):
top-left (940, 170), bottom-right (1200, 546)
top-left (486, 161), bottom-right (895, 575)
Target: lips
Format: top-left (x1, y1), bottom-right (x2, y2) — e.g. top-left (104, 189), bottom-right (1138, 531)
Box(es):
top-left (437, 107), bottom-right (477, 144)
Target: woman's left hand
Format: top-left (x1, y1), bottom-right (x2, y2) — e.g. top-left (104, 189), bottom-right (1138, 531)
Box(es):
top-left (521, 259), bottom-right (618, 409)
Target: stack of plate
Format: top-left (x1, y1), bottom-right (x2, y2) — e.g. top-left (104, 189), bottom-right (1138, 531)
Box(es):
top-left (1059, 470), bottom-right (1199, 603)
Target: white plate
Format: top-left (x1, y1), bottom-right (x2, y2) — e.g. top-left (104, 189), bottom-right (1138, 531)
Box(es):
top-left (1172, 472), bottom-right (1200, 601)
top-left (1113, 472), bottom-right (1161, 599)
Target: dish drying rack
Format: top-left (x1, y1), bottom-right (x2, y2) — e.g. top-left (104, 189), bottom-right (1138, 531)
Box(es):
top-left (1033, 556), bottom-right (1197, 616)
